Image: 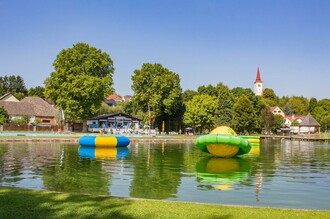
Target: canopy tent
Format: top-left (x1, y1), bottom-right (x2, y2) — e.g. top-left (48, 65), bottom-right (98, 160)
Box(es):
top-left (298, 113), bottom-right (321, 135)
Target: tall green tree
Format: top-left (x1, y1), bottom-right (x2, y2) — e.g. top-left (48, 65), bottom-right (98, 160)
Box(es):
top-left (311, 99), bottom-right (330, 131)
top-left (231, 94), bottom-right (257, 134)
top-left (183, 94), bottom-right (217, 133)
top-left (182, 89), bottom-right (198, 103)
top-left (28, 86), bottom-right (45, 98)
top-left (215, 83), bottom-right (234, 126)
top-left (260, 106), bottom-right (274, 132)
top-left (44, 43), bottom-right (114, 123)
top-left (262, 88), bottom-right (279, 106)
top-left (287, 96), bottom-right (309, 115)
top-left (308, 97), bottom-right (318, 112)
top-left (197, 84), bottom-right (217, 96)
top-left (0, 75), bottom-right (28, 99)
top-left (131, 63), bottom-right (182, 130)
top-left (231, 87), bottom-right (255, 101)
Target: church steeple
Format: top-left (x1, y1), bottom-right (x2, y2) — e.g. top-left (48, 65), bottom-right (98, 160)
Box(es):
top-left (255, 67), bottom-right (262, 83)
top-left (254, 67), bottom-right (263, 96)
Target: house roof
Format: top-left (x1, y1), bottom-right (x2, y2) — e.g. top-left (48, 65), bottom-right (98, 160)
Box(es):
top-left (285, 115), bottom-right (305, 123)
top-left (269, 106), bottom-right (276, 112)
top-left (0, 101), bottom-right (34, 115)
top-left (88, 113), bottom-right (140, 121)
top-left (269, 106), bottom-right (282, 112)
top-left (20, 97), bottom-right (57, 117)
top-left (299, 113), bottom-right (320, 127)
top-left (0, 93), bottom-right (19, 102)
top-left (106, 94), bottom-right (122, 101)
top-left (0, 96), bottom-right (57, 117)
top-left (123, 95), bottom-right (132, 102)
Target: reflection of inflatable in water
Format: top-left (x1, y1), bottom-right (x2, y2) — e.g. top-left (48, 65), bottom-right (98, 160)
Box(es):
top-left (79, 136), bottom-right (130, 147)
top-left (195, 126), bottom-right (254, 157)
top-left (249, 146), bottom-right (260, 155)
top-left (196, 157), bottom-right (251, 190)
top-left (241, 136), bottom-right (260, 148)
top-left (78, 146), bottom-right (129, 159)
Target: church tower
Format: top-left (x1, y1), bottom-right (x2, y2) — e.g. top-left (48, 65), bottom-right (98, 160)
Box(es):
top-left (254, 67), bottom-right (263, 96)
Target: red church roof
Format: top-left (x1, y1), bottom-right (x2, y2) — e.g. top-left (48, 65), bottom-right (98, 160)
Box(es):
top-left (255, 67), bottom-right (262, 83)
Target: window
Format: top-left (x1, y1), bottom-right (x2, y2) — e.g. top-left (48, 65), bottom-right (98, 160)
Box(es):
top-left (42, 120), bottom-right (51, 123)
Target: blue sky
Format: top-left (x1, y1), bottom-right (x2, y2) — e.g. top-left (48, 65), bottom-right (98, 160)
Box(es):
top-left (0, 0), bottom-right (329, 100)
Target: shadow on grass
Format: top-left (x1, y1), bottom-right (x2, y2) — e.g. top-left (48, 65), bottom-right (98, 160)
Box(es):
top-left (0, 187), bottom-right (135, 219)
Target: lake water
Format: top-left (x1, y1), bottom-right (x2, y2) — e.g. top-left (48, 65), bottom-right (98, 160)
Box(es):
top-left (0, 139), bottom-right (329, 210)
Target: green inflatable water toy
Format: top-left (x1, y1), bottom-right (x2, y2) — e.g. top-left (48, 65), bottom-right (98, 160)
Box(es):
top-left (194, 126), bottom-right (252, 157)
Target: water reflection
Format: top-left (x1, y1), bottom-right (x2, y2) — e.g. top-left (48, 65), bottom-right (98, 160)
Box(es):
top-left (128, 142), bottom-right (185, 199)
top-left (78, 147), bottom-right (130, 159)
top-left (195, 157), bottom-right (252, 190)
top-left (0, 140), bottom-right (330, 210)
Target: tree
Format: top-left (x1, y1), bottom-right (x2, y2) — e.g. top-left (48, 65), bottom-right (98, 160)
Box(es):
top-left (182, 89), bottom-right (198, 103)
top-left (231, 94), bottom-right (257, 134)
top-left (321, 115), bottom-right (330, 132)
top-left (287, 96), bottom-right (309, 115)
top-left (261, 88), bottom-right (278, 107)
top-left (183, 94), bottom-right (217, 133)
top-left (197, 84), bottom-right (217, 97)
top-left (131, 63), bottom-right (182, 130)
top-left (0, 75), bottom-right (28, 99)
top-left (308, 97), bottom-right (318, 112)
top-left (0, 107), bottom-right (8, 124)
top-left (28, 86), bottom-right (45, 98)
top-left (231, 87), bottom-right (254, 100)
top-left (44, 43), bottom-right (114, 124)
top-left (273, 115), bottom-right (284, 132)
top-left (232, 87), bottom-right (263, 132)
top-left (312, 99), bottom-right (330, 131)
top-left (215, 83), bottom-right (234, 126)
top-left (260, 106), bottom-right (274, 132)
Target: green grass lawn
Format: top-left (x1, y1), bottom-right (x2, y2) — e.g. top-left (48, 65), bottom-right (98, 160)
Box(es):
top-left (1, 187), bottom-right (329, 219)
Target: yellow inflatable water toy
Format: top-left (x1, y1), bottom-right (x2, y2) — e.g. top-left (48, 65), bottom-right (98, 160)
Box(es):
top-left (195, 126), bottom-right (252, 157)
top-left (240, 135), bottom-right (260, 144)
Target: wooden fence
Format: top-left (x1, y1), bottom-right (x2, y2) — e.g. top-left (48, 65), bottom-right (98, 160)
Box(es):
top-left (0, 124), bottom-right (59, 132)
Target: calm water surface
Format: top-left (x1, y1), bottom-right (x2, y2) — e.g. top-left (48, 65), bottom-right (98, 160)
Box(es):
top-left (0, 139), bottom-right (329, 210)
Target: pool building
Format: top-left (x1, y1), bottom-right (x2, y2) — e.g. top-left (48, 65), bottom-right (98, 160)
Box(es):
top-left (86, 113), bottom-right (141, 133)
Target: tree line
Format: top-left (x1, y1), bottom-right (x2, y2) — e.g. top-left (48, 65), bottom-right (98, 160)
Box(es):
top-left (1, 42), bottom-right (329, 133)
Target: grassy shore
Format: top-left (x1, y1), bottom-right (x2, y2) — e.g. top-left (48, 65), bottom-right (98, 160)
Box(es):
top-left (0, 187), bottom-right (329, 219)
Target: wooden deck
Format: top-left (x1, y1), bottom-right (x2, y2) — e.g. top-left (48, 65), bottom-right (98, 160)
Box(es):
top-left (261, 135), bottom-right (330, 141)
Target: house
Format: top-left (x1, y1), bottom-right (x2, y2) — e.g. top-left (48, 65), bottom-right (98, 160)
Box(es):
top-left (298, 113), bottom-right (320, 134)
top-left (269, 106), bottom-right (285, 118)
top-left (105, 94), bottom-right (124, 107)
top-left (0, 95), bottom-right (58, 125)
top-left (284, 114), bottom-right (305, 127)
top-left (86, 113), bottom-right (140, 133)
top-left (123, 95), bottom-right (132, 102)
top-left (0, 93), bottom-right (19, 102)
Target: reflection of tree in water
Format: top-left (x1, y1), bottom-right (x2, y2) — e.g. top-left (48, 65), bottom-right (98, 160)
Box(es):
top-left (242, 141), bottom-right (277, 202)
top-left (129, 143), bottom-right (185, 199)
top-left (42, 145), bottom-right (110, 195)
top-left (0, 144), bottom-right (7, 157)
top-left (0, 142), bottom-right (49, 183)
top-left (0, 142), bottom-right (122, 196)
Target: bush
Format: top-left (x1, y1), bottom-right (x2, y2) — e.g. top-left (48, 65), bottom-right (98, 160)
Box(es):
top-left (0, 107), bottom-right (8, 124)
top-left (11, 115), bottom-right (30, 125)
